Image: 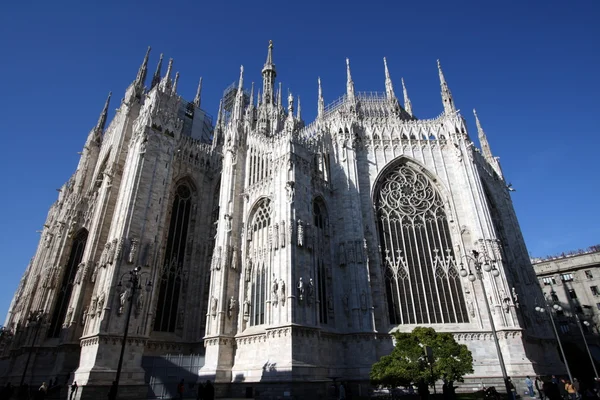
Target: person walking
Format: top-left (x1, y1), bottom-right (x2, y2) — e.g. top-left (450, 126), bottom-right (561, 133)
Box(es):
top-left (177, 379), bottom-right (185, 400)
top-left (535, 376), bottom-right (545, 400)
top-left (573, 378), bottom-right (581, 399)
top-left (196, 380), bottom-right (205, 400)
top-left (69, 381), bottom-right (78, 400)
top-left (339, 382), bottom-right (346, 400)
top-left (204, 380), bottom-right (214, 400)
top-left (526, 376), bottom-right (535, 398)
top-left (507, 377), bottom-right (517, 400)
top-left (565, 380), bottom-right (577, 400)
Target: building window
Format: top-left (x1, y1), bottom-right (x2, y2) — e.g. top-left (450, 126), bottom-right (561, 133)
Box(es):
top-left (569, 289), bottom-right (578, 299)
top-left (561, 273), bottom-right (574, 282)
top-left (591, 286), bottom-right (599, 296)
top-left (246, 198), bottom-right (272, 327)
top-left (48, 229), bottom-right (88, 338)
top-left (542, 277), bottom-right (556, 286)
top-left (314, 200), bottom-right (331, 325)
top-left (375, 161), bottom-right (468, 325)
top-left (586, 270), bottom-right (594, 279)
top-left (154, 183), bottom-right (193, 332)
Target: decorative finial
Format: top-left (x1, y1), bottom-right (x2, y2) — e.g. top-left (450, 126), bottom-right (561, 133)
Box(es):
top-left (472, 109), bottom-right (499, 174)
top-left (346, 58), bottom-right (355, 100)
top-left (172, 72), bottom-right (180, 95)
top-left (257, 90), bottom-right (262, 107)
top-left (135, 46), bottom-right (151, 89)
top-left (151, 54), bottom-right (163, 89)
top-left (401, 78), bottom-right (413, 116)
top-left (277, 82), bottom-right (282, 107)
top-left (288, 90), bottom-right (294, 116)
top-left (159, 58), bottom-right (173, 91)
top-left (317, 77), bottom-right (325, 118)
top-left (437, 59), bottom-right (456, 114)
top-left (238, 65), bottom-right (244, 90)
top-left (96, 91), bottom-right (112, 133)
top-left (194, 77), bottom-right (203, 108)
top-left (249, 82), bottom-right (255, 107)
top-left (383, 57), bottom-right (396, 100)
top-left (297, 96), bottom-right (301, 120)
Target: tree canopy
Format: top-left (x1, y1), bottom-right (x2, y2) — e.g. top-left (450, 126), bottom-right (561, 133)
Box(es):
top-left (370, 327), bottom-right (474, 389)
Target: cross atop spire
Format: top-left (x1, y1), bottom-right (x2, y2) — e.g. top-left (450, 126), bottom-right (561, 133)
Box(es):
top-left (134, 46), bottom-right (151, 89)
top-left (437, 59), bottom-right (456, 114)
top-left (95, 92), bottom-right (112, 133)
top-left (317, 77), bottom-right (325, 118)
top-left (401, 78), bottom-right (413, 117)
top-left (194, 77), bottom-right (203, 108)
top-left (151, 54), bottom-right (163, 89)
top-left (261, 40), bottom-right (277, 105)
top-left (346, 58), bottom-right (355, 101)
top-left (383, 57), bottom-right (396, 100)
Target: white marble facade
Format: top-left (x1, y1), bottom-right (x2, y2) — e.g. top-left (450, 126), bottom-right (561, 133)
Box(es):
top-left (1, 42), bottom-right (564, 398)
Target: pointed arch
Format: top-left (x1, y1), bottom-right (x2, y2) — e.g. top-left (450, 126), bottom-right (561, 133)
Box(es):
top-left (154, 178), bottom-right (196, 332)
top-left (373, 158), bottom-right (468, 325)
top-left (246, 197), bottom-right (272, 327)
top-left (48, 228), bottom-right (88, 337)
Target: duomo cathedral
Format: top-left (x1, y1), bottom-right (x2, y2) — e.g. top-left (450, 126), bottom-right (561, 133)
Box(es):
top-left (0, 42), bottom-right (564, 399)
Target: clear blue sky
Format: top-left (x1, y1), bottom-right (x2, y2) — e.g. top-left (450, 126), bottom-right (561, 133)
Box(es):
top-left (0, 1), bottom-right (598, 323)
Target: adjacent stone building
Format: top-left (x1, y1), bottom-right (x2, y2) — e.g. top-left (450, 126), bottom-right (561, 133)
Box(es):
top-left (532, 246), bottom-right (600, 369)
top-left (0, 42), bottom-right (563, 399)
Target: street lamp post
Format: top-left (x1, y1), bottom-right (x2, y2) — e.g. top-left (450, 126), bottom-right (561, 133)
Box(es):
top-left (534, 296), bottom-right (573, 382)
top-left (459, 250), bottom-right (512, 396)
top-left (113, 266), bottom-right (152, 400)
top-left (576, 316), bottom-right (598, 379)
top-left (19, 310), bottom-right (45, 389)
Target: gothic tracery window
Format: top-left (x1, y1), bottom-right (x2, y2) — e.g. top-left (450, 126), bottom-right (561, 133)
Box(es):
top-left (247, 199), bottom-right (272, 326)
top-left (154, 182), bottom-right (193, 332)
top-left (375, 162), bottom-right (468, 325)
top-left (48, 229), bottom-right (88, 338)
top-left (313, 200), bottom-right (331, 324)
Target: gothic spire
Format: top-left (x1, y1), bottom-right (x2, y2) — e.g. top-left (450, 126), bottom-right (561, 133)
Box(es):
top-left (151, 54), bottom-right (164, 89)
top-left (159, 58), bottom-right (173, 91)
top-left (212, 99), bottom-right (224, 149)
top-left (383, 57), bottom-right (396, 100)
top-left (277, 82), bottom-right (282, 108)
top-left (287, 91), bottom-right (294, 117)
top-left (401, 78), bottom-right (413, 116)
top-left (134, 46), bottom-right (151, 89)
top-left (233, 65), bottom-right (245, 120)
top-left (193, 77), bottom-right (203, 108)
top-left (257, 90), bottom-right (262, 107)
top-left (473, 109), bottom-right (493, 160)
top-left (317, 77), bottom-right (325, 118)
top-left (346, 58), bottom-right (355, 101)
top-left (95, 92), bottom-right (112, 134)
top-left (437, 59), bottom-right (456, 114)
top-left (297, 96), bottom-right (301, 120)
top-left (249, 82), bottom-right (255, 107)
top-left (172, 72), bottom-right (180, 95)
top-left (261, 40), bottom-right (276, 105)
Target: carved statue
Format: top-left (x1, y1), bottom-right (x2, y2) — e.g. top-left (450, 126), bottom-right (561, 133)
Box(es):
top-left (512, 287), bottom-right (519, 308)
top-left (285, 181), bottom-right (295, 203)
top-left (327, 295), bottom-right (334, 312)
top-left (271, 275), bottom-right (279, 306)
top-left (231, 250), bottom-right (238, 271)
top-left (297, 277), bottom-right (305, 302)
top-left (297, 220), bottom-right (304, 247)
top-left (342, 295), bottom-right (349, 316)
top-left (128, 238), bottom-right (138, 264)
top-left (81, 307), bottom-right (88, 326)
top-left (44, 232), bottom-right (54, 248)
top-left (74, 263), bottom-right (84, 285)
top-left (307, 278), bottom-right (315, 305)
top-left (273, 224), bottom-right (279, 249)
top-left (224, 214), bottom-right (232, 232)
top-left (211, 297), bottom-right (218, 317)
top-left (97, 292), bottom-right (106, 317)
top-left (228, 296), bottom-right (238, 319)
top-left (245, 259), bottom-right (252, 282)
top-left (90, 297), bottom-right (98, 318)
top-left (114, 238), bottom-right (125, 263)
top-left (279, 279), bottom-right (286, 305)
top-left (118, 290), bottom-right (128, 315)
top-left (280, 221), bottom-right (286, 247)
top-left (134, 292), bottom-right (143, 317)
top-left (243, 299), bottom-right (250, 321)
top-left (63, 307), bottom-right (74, 328)
top-left (360, 291), bottom-right (367, 311)
top-left (91, 264), bottom-right (99, 283)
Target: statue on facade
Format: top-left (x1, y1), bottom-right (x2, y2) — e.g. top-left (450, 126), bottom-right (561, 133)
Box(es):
top-left (297, 277), bottom-right (305, 302)
top-left (128, 238), bottom-right (139, 264)
top-left (243, 299), bottom-right (250, 321)
top-left (228, 296), bottom-right (238, 319)
top-left (118, 290), bottom-right (128, 315)
top-left (97, 292), bottom-right (106, 318)
top-left (81, 307), bottom-right (88, 326)
top-left (307, 278), bottom-right (315, 305)
top-left (211, 297), bottom-right (218, 317)
top-left (63, 307), bottom-right (74, 328)
top-left (135, 292), bottom-right (143, 317)
top-left (297, 220), bottom-right (304, 247)
top-left (271, 275), bottom-right (279, 306)
top-left (279, 279), bottom-right (286, 305)
top-left (245, 259), bottom-right (252, 282)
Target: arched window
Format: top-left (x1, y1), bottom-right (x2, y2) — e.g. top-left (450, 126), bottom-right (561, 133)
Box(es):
top-left (246, 199), bottom-right (271, 327)
top-left (375, 162), bottom-right (468, 325)
top-left (313, 200), bottom-right (331, 324)
top-left (48, 229), bottom-right (88, 338)
top-left (154, 182), bottom-right (193, 332)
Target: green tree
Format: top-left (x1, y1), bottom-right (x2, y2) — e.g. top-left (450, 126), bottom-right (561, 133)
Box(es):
top-left (370, 327), bottom-right (474, 389)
